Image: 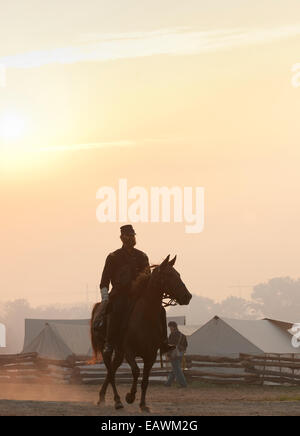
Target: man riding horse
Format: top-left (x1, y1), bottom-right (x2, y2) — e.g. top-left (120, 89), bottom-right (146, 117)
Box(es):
top-left (99, 224), bottom-right (175, 357)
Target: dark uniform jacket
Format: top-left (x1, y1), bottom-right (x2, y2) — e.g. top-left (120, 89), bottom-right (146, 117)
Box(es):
top-left (168, 329), bottom-right (188, 352)
top-left (100, 247), bottom-right (150, 298)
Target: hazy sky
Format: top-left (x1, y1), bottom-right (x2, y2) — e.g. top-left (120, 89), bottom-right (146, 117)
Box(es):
top-left (1, 1), bottom-right (300, 307)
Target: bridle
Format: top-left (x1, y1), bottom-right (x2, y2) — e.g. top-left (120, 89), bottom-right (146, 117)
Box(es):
top-left (152, 266), bottom-right (179, 308)
top-left (162, 294), bottom-right (177, 308)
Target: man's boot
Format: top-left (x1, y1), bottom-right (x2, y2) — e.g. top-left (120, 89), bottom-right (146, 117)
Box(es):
top-left (103, 312), bottom-right (121, 357)
top-left (103, 314), bottom-right (114, 357)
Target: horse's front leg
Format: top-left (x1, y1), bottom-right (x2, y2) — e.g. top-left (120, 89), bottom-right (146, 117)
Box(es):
top-left (110, 349), bottom-right (125, 409)
top-left (98, 349), bottom-right (113, 405)
top-left (125, 351), bottom-right (140, 404)
top-left (140, 359), bottom-right (156, 413)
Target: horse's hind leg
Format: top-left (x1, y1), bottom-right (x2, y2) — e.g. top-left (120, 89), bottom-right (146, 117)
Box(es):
top-left (98, 351), bottom-right (112, 405)
top-left (110, 350), bottom-right (125, 410)
top-left (125, 352), bottom-right (140, 404)
top-left (98, 374), bottom-right (109, 405)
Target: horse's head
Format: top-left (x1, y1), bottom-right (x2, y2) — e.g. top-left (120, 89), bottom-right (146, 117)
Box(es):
top-left (152, 255), bottom-right (192, 305)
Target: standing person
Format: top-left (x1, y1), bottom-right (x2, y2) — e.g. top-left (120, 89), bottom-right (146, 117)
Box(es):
top-left (98, 224), bottom-right (175, 357)
top-left (165, 321), bottom-right (188, 388)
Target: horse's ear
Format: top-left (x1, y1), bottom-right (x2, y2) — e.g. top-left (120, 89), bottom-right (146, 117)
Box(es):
top-left (169, 255), bottom-right (177, 267)
top-left (160, 255), bottom-right (170, 269)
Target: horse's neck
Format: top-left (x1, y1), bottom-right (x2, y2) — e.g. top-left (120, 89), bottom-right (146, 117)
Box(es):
top-left (141, 280), bottom-right (163, 317)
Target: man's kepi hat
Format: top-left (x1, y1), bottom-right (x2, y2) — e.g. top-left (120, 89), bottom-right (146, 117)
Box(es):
top-left (120, 224), bottom-right (136, 236)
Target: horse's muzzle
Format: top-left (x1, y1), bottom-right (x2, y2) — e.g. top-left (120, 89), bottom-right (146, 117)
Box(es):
top-left (180, 288), bottom-right (192, 305)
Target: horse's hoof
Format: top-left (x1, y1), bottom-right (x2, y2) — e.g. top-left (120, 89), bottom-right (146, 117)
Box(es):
top-left (115, 401), bottom-right (124, 410)
top-left (140, 405), bottom-right (150, 413)
top-left (126, 393), bottom-right (135, 404)
top-left (97, 398), bottom-right (105, 406)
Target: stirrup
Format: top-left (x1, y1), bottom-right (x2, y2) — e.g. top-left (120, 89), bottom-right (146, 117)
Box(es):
top-left (103, 343), bottom-right (114, 356)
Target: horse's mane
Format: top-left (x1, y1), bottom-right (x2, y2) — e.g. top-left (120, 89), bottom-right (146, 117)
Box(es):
top-left (129, 265), bottom-right (158, 299)
top-left (130, 270), bottom-right (151, 298)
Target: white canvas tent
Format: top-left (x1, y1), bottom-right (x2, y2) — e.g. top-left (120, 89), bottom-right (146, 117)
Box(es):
top-left (23, 315), bottom-right (297, 360)
top-left (23, 319), bottom-right (92, 360)
top-left (0, 323), bottom-right (6, 349)
top-left (23, 318), bottom-right (89, 350)
top-left (184, 316), bottom-right (296, 356)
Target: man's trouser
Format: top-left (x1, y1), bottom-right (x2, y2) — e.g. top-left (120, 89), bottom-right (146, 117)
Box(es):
top-left (165, 352), bottom-right (187, 387)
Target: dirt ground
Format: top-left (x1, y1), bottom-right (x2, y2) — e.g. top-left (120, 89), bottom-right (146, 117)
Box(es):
top-left (0, 381), bottom-right (300, 416)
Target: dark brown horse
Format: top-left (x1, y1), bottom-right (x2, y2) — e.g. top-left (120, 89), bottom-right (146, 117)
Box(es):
top-left (91, 255), bottom-right (192, 412)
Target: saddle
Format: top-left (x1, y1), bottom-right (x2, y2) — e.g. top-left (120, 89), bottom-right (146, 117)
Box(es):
top-left (92, 298), bottom-right (137, 343)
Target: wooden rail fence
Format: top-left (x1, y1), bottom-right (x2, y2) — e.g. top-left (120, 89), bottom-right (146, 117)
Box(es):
top-left (0, 353), bottom-right (75, 384)
top-left (1, 353), bottom-right (300, 386)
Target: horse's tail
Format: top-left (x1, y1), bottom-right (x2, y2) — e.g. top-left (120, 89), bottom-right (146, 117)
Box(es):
top-left (90, 302), bottom-right (104, 364)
